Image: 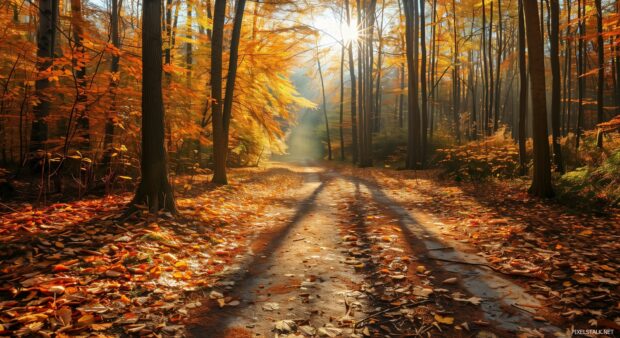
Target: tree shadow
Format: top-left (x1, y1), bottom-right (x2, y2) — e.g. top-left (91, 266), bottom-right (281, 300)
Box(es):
top-left (339, 173), bottom-right (561, 335)
top-left (186, 174), bottom-right (330, 337)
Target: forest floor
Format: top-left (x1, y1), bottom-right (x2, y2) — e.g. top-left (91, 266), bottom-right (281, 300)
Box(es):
top-left (0, 162), bottom-right (618, 337)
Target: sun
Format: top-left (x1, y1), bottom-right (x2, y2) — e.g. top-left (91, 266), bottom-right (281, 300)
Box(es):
top-left (341, 19), bottom-right (359, 44)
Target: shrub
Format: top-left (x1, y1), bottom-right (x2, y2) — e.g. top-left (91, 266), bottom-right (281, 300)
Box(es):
top-left (557, 147), bottom-right (620, 208)
top-left (436, 128), bottom-right (522, 181)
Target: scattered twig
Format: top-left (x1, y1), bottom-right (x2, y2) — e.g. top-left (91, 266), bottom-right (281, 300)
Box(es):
top-left (428, 256), bottom-right (541, 279)
top-left (428, 256), bottom-right (500, 270)
top-left (355, 299), bottom-right (431, 328)
top-left (0, 202), bottom-right (18, 213)
top-left (427, 246), bottom-right (454, 251)
top-left (511, 303), bottom-right (536, 315)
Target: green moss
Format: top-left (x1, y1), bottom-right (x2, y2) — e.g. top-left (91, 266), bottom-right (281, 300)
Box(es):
top-left (557, 148), bottom-right (620, 209)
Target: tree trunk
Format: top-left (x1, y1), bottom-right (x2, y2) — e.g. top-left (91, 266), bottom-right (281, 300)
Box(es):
top-left (562, 0), bottom-right (572, 137)
top-left (452, 0), bottom-right (460, 142)
top-left (210, 0), bottom-right (227, 183)
top-left (397, 0), bottom-right (406, 130)
top-left (360, 0), bottom-right (377, 167)
top-left (549, 0), bottom-right (564, 172)
top-left (345, 0), bottom-right (358, 163)
top-left (595, 0), bottom-right (604, 146)
top-left (419, 0), bottom-right (428, 166)
top-left (129, 0), bottom-right (177, 213)
top-left (317, 49), bottom-right (332, 161)
top-left (575, 0), bottom-right (585, 149)
top-left (374, 1), bottom-right (385, 133)
top-left (494, 0), bottom-right (503, 131)
top-left (403, 0), bottom-right (421, 169)
top-left (70, 0), bottom-right (89, 152)
top-left (31, 0), bottom-right (57, 152)
top-left (481, 0), bottom-right (489, 136)
top-left (429, 0), bottom-right (437, 138)
top-left (103, 0), bottom-right (121, 166)
top-left (518, 0), bottom-right (528, 175)
top-left (356, 0), bottom-right (365, 165)
top-left (523, 0), bottom-right (554, 198)
top-left (488, 0), bottom-right (494, 135)
top-left (616, 0), bottom-right (620, 117)
top-left (340, 43), bottom-right (345, 161)
top-left (215, 0), bottom-right (247, 183)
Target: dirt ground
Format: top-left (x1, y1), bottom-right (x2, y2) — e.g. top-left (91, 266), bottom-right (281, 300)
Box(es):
top-left (186, 163), bottom-right (591, 338)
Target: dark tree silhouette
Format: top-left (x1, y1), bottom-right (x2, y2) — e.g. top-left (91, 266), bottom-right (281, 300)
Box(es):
top-left (523, 0), bottom-right (554, 198)
top-left (129, 0), bottom-right (177, 213)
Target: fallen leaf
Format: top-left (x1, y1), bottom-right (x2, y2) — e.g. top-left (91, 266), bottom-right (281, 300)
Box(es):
top-left (442, 277), bottom-right (458, 284)
top-left (77, 314), bottom-right (95, 327)
top-left (434, 314), bottom-right (454, 325)
top-left (57, 307), bottom-right (72, 327)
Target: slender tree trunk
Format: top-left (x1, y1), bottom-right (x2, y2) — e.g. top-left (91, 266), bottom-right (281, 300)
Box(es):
top-left (339, 43), bottom-right (345, 160)
top-left (164, 0), bottom-right (172, 70)
top-left (562, 0), bottom-right (571, 137)
top-left (103, 0), bottom-right (121, 166)
top-left (419, 0), bottom-right (428, 165)
top-left (397, 0), bottom-right (406, 129)
top-left (186, 5), bottom-right (194, 163)
top-left (361, 0), bottom-right (377, 167)
top-left (550, 0), bottom-right (564, 172)
top-left (494, 0), bottom-right (503, 131)
top-left (374, 1), bottom-right (385, 133)
top-left (129, 0), bottom-right (177, 213)
top-left (317, 49), bottom-right (332, 161)
top-left (430, 0), bottom-right (437, 138)
top-left (576, 0), bottom-right (585, 149)
top-left (523, 0), bottom-right (554, 198)
top-left (214, 0), bottom-right (247, 183)
top-left (404, 0), bottom-right (421, 169)
top-left (399, 65), bottom-right (405, 128)
top-left (595, 0), bottom-right (605, 147)
top-left (345, 0), bottom-right (358, 163)
top-left (595, 0), bottom-right (605, 133)
top-left (469, 49), bottom-right (478, 139)
top-left (210, 0), bottom-right (227, 183)
top-left (488, 0), bottom-right (494, 135)
top-left (452, 0), bottom-right (461, 142)
top-left (31, 0), bottom-right (57, 152)
top-left (616, 0), bottom-right (620, 117)
top-left (518, 0), bottom-right (528, 175)
top-left (481, 0), bottom-right (489, 136)
top-left (356, 0), bottom-right (365, 165)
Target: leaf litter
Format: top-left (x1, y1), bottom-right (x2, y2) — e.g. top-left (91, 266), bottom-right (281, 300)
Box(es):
top-left (0, 166), bottom-right (304, 336)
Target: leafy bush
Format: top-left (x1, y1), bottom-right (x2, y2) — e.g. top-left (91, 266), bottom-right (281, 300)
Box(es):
top-left (560, 129), bottom-right (620, 170)
top-left (436, 128), bottom-right (522, 181)
top-left (557, 147), bottom-right (620, 208)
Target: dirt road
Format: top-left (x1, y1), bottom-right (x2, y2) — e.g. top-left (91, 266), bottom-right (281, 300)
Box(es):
top-left (187, 164), bottom-right (565, 338)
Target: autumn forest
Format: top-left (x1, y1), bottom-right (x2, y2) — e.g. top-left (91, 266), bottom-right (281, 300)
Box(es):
top-left (0, 0), bottom-right (619, 336)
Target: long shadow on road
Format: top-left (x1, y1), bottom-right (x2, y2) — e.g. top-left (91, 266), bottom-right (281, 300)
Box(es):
top-left (341, 174), bottom-right (562, 335)
top-left (187, 173), bottom-right (330, 337)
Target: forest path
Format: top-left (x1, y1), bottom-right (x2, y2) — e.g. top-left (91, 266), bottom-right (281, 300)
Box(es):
top-left (188, 164), bottom-right (564, 337)
top-left (188, 168), bottom-right (372, 337)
